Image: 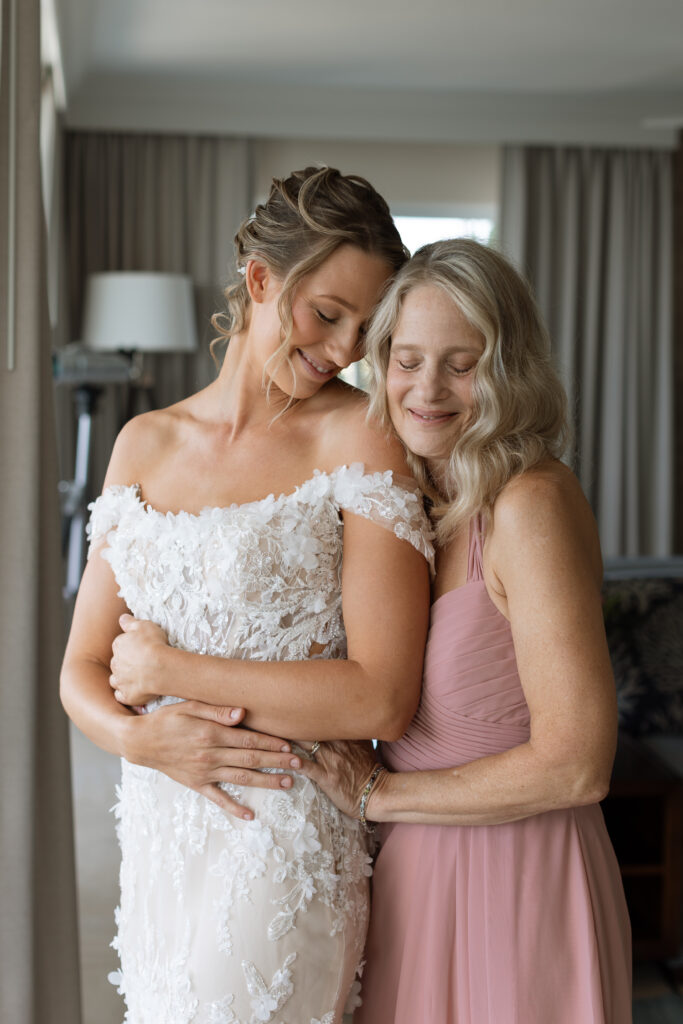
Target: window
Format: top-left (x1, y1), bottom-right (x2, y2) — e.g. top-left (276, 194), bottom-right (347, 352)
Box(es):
top-left (393, 215), bottom-right (495, 253)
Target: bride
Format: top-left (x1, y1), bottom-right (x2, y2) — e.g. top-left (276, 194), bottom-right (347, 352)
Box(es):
top-left (60, 167), bottom-right (433, 1024)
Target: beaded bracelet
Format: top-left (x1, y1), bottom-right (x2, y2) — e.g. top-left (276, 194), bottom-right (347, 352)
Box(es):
top-left (359, 764), bottom-right (387, 832)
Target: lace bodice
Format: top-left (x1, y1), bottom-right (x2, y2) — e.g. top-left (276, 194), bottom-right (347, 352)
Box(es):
top-left (88, 463), bottom-right (433, 670)
top-left (87, 464), bottom-right (433, 1024)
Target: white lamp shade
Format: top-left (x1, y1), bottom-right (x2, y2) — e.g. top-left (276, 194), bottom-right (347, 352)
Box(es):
top-left (82, 272), bottom-right (198, 353)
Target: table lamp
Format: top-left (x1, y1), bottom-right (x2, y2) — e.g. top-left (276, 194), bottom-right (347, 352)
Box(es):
top-left (82, 272), bottom-right (198, 356)
top-left (60, 272), bottom-right (198, 598)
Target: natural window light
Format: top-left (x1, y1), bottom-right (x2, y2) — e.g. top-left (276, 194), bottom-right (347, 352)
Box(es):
top-left (393, 215), bottom-right (494, 254)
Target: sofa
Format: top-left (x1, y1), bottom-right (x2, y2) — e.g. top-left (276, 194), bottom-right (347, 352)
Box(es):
top-left (601, 556), bottom-right (683, 961)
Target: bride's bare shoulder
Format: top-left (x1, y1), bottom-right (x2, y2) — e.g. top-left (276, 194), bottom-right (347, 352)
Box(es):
top-left (315, 381), bottom-right (411, 478)
top-left (102, 403), bottom-right (187, 489)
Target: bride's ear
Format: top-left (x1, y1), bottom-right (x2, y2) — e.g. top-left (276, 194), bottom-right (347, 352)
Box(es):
top-left (245, 259), bottom-right (275, 304)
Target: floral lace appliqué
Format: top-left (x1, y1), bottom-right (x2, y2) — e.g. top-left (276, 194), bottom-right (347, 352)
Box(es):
top-left (88, 464), bottom-right (432, 1023)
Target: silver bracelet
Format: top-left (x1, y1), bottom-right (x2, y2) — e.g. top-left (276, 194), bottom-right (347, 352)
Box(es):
top-left (359, 764), bottom-right (386, 832)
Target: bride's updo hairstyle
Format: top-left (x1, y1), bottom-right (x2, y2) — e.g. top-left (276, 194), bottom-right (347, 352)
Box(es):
top-left (212, 166), bottom-right (408, 389)
top-left (365, 238), bottom-right (571, 543)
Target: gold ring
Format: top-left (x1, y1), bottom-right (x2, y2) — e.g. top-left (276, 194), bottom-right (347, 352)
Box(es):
top-left (310, 741), bottom-right (321, 757)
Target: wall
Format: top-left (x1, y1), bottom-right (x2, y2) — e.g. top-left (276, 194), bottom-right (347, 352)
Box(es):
top-left (250, 139), bottom-right (500, 216)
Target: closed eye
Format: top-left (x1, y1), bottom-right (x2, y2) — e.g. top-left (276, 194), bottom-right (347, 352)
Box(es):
top-left (398, 361), bottom-right (419, 370)
top-left (315, 309), bottom-right (338, 325)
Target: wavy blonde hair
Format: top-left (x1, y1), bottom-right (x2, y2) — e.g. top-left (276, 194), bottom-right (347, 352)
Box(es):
top-left (211, 166), bottom-right (408, 401)
top-left (365, 238), bottom-right (572, 543)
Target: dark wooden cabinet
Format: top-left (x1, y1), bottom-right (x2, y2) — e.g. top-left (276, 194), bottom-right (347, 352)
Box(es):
top-left (601, 732), bottom-right (683, 960)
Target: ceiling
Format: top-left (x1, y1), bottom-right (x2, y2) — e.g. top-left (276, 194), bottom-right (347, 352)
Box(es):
top-left (50, 0), bottom-right (683, 146)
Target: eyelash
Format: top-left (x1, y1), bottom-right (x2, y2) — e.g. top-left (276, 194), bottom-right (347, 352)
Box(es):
top-left (315, 309), bottom-right (338, 325)
top-left (397, 360), bottom-right (472, 376)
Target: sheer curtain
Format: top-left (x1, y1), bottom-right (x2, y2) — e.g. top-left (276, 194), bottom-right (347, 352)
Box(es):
top-left (62, 130), bottom-right (250, 492)
top-left (0, 0), bottom-right (82, 1020)
top-left (500, 145), bottom-right (674, 557)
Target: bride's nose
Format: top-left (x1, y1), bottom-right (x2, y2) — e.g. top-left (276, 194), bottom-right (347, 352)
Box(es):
top-left (327, 327), bottom-right (364, 369)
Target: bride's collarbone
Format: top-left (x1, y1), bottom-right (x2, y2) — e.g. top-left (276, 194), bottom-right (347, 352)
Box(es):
top-left (134, 447), bottom-right (335, 515)
top-left (133, 393), bottom-right (365, 513)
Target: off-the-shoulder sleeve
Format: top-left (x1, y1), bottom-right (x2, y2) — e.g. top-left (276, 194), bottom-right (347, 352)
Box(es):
top-left (332, 463), bottom-right (435, 571)
top-left (86, 484), bottom-right (142, 559)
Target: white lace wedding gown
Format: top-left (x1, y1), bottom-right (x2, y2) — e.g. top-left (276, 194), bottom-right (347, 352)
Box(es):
top-left (87, 464), bottom-right (433, 1024)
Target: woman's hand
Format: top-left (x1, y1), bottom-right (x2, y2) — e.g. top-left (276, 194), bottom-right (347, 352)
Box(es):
top-left (297, 739), bottom-right (383, 819)
top-left (109, 613), bottom-right (168, 706)
top-left (123, 701), bottom-right (303, 820)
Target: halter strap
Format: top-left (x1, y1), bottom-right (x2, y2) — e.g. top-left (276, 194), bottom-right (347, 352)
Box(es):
top-left (467, 514), bottom-right (485, 582)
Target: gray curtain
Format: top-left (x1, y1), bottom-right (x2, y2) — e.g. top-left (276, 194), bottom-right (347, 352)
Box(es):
top-left (500, 145), bottom-right (673, 557)
top-left (58, 132), bottom-right (249, 1021)
top-left (0, 0), bottom-right (82, 1020)
top-left (61, 131), bottom-right (250, 493)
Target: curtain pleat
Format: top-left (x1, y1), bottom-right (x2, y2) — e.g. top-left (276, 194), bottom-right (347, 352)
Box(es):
top-left (500, 145), bottom-right (673, 556)
top-left (62, 130), bottom-right (250, 497)
top-left (58, 133), bottom-right (250, 1020)
top-left (0, 0), bottom-right (82, 1021)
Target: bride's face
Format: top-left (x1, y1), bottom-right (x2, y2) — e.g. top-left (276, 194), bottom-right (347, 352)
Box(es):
top-left (251, 244), bottom-right (393, 400)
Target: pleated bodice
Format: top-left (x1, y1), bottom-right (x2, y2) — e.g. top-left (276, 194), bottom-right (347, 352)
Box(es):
top-left (383, 515), bottom-right (529, 772)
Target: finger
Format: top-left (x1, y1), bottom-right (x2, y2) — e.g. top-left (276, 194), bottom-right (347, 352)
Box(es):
top-left (213, 767), bottom-right (295, 791)
top-left (119, 613), bottom-right (137, 631)
top-left (114, 689), bottom-right (126, 704)
top-left (197, 783), bottom-right (255, 821)
top-left (181, 702), bottom-right (292, 753)
top-left (109, 674), bottom-right (118, 690)
top-left (296, 758), bottom-right (322, 783)
top-left (221, 749), bottom-right (302, 773)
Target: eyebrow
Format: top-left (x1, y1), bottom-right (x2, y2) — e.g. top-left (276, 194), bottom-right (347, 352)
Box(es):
top-left (391, 342), bottom-right (482, 356)
top-left (317, 293), bottom-right (358, 312)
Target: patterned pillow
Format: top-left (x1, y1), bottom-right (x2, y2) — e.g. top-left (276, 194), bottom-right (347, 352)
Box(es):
top-left (602, 578), bottom-right (683, 735)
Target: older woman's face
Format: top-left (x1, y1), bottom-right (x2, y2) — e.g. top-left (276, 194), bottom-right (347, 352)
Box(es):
top-left (386, 284), bottom-right (484, 465)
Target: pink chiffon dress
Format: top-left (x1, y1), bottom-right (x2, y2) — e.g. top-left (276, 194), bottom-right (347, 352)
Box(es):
top-left (355, 516), bottom-right (632, 1024)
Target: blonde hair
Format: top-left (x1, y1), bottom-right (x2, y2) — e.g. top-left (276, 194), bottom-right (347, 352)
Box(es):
top-left (211, 166), bottom-right (408, 398)
top-left (365, 238), bottom-right (572, 543)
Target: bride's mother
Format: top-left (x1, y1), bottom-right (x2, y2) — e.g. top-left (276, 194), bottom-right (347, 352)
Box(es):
top-left (302, 239), bottom-right (632, 1024)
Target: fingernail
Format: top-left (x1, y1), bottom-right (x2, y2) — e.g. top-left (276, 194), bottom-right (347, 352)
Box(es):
top-left (280, 744), bottom-right (291, 753)
top-left (242, 811), bottom-right (253, 820)
top-left (230, 709), bottom-right (242, 720)
top-left (280, 776), bottom-right (292, 788)
top-left (289, 757), bottom-right (302, 769)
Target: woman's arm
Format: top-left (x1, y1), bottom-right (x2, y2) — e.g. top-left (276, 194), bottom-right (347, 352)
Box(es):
top-left (110, 508), bottom-right (431, 741)
top-left (301, 467), bottom-right (617, 826)
top-left (61, 419), bottom-right (301, 820)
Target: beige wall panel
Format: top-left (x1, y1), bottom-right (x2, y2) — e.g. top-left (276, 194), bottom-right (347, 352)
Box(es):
top-left (251, 139), bottom-right (500, 215)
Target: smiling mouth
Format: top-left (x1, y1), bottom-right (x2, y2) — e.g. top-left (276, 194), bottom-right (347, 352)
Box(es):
top-left (297, 349), bottom-right (339, 379)
top-left (408, 408), bottom-right (457, 424)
